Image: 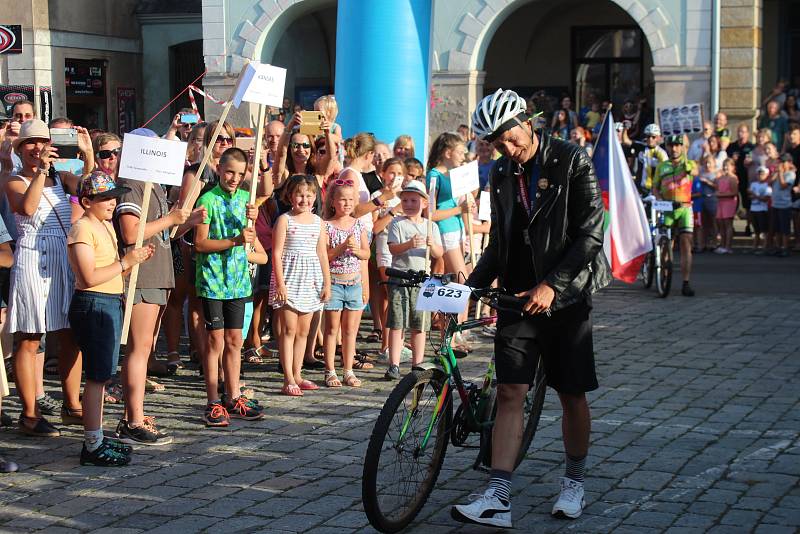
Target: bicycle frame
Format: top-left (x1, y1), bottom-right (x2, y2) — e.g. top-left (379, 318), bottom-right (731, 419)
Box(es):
top-left (399, 313), bottom-right (497, 452)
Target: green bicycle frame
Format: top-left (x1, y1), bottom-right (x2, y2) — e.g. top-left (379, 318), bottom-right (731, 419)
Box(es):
top-left (398, 314), bottom-right (498, 451)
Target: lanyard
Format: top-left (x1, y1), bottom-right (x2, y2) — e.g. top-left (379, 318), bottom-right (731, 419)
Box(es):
top-left (515, 160), bottom-right (541, 217)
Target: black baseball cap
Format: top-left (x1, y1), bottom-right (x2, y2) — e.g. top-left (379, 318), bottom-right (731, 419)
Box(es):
top-left (665, 134), bottom-right (683, 145)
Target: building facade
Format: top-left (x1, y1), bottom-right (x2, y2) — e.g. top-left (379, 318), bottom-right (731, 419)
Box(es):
top-left (200, 0), bottom-right (774, 137)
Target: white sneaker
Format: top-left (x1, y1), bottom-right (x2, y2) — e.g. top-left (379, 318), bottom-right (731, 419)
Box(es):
top-left (451, 488), bottom-right (512, 528)
top-left (551, 477), bottom-right (585, 519)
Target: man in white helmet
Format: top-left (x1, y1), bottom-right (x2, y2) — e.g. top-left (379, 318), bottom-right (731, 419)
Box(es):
top-left (635, 123), bottom-right (668, 194)
top-left (453, 89), bottom-right (611, 527)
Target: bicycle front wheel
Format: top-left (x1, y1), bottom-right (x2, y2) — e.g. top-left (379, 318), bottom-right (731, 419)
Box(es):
top-left (656, 235), bottom-right (672, 298)
top-left (362, 368), bottom-right (452, 533)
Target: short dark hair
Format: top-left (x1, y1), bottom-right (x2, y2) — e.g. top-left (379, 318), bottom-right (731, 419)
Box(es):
top-left (11, 99), bottom-right (35, 115)
top-left (49, 117), bottom-right (73, 128)
top-left (219, 147), bottom-right (248, 167)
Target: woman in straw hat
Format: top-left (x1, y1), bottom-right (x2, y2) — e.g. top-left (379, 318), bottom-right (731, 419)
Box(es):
top-left (5, 119), bottom-right (93, 437)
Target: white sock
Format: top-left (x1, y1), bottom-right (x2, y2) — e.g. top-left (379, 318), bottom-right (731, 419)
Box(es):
top-left (84, 429), bottom-right (104, 452)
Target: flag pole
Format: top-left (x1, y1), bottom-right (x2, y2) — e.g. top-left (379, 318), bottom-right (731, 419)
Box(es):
top-left (592, 104), bottom-right (614, 161)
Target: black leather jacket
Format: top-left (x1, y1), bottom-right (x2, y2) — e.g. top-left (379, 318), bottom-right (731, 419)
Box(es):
top-left (466, 131), bottom-right (611, 311)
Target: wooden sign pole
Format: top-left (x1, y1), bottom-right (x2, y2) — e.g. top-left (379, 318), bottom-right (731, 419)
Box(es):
top-left (120, 181), bottom-right (153, 344)
top-left (170, 98), bottom-right (235, 238)
top-left (248, 104), bottom-right (267, 226)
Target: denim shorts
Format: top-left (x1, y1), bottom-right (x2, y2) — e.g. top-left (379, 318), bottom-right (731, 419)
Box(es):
top-left (69, 290), bottom-right (122, 382)
top-left (325, 280), bottom-right (363, 311)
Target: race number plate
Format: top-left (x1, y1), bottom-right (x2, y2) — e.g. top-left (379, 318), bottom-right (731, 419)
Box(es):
top-left (653, 200), bottom-right (674, 212)
top-left (415, 278), bottom-right (471, 313)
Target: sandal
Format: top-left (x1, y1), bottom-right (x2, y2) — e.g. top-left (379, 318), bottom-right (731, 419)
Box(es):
top-left (242, 348), bottom-right (264, 365)
top-left (104, 382), bottom-right (123, 404)
top-left (145, 378), bottom-right (165, 393)
top-left (281, 384), bottom-right (303, 397)
top-left (298, 379), bottom-right (320, 391)
top-left (352, 359), bottom-right (374, 370)
top-left (343, 370), bottom-right (362, 387)
top-left (302, 358), bottom-right (326, 370)
top-left (325, 370), bottom-right (342, 388)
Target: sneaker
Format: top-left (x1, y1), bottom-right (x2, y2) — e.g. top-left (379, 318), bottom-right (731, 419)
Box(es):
top-left (451, 488), bottom-right (512, 528)
top-left (103, 436), bottom-right (133, 455)
top-left (0, 453), bottom-right (18, 473)
top-left (37, 393), bottom-right (60, 416)
top-left (226, 396), bottom-right (263, 420)
top-left (551, 477), bottom-right (585, 519)
top-left (713, 247), bottom-right (726, 255)
top-left (681, 281), bottom-right (695, 297)
top-left (377, 348), bottom-right (389, 362)
top-left (116, 418), bottom-right (173, 446)
top-left (203, 401), bottom-right (230, 427)
top-left (384, 365), bottom-right (401, 381)
top-left (80, 439), bottom-right (131, 467)
top-left (0, 411), bottom-right (12, 427)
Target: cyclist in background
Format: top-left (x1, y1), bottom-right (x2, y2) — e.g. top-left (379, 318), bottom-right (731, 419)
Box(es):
top-left (635, 124), bottom-right (668, 195)
top-left (652, 134), bottom-right (699, 296)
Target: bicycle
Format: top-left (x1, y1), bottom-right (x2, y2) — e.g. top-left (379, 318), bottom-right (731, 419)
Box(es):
top-left (361, 268), bottom-right (548, 533)
top-left (640, 196), bottom-right (676, 298)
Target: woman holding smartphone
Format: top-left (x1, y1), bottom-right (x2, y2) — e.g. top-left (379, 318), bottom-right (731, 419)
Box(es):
top-left (5, 119), bottom-right (93, 436)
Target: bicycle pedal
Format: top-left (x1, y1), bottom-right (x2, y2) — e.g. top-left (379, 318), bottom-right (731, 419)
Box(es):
top-left (453, 348), bottom-right (468, 359)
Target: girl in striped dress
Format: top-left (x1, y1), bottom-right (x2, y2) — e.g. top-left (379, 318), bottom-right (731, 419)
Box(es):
top-left (270, 175), bottom-right (330, 396)
top-left (5, 120), bottom-right (93, 436)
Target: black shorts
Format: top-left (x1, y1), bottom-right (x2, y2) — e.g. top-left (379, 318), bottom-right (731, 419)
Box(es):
top-left (752, 211), bottom-right (769, 234)
top-left (201, 297), bottom-right (248, 331)
top-left (494, 300), bottom-right (597, 394)
top-left (770, 208), bottom-right (792, 235)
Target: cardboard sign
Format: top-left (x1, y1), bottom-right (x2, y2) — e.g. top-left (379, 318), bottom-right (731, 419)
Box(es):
top-left (657, 104), bottom-right (704, 136)
top-left (415, 278), bottom-right (472, 313)
top-left (478, 191), bottom-right (492, 221)
top-left (117, 134), bottom-right (187, 186)
top-left (232, 62), bottom-right (287, 108)
top-left (299, 110), bottom-right (324, 136)
top-left (449, 160), bottom-right (480, 198)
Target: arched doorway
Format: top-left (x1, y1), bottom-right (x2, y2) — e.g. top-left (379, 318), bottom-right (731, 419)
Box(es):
top-left (263, 5), bottom-right (337, 110)
top-left (483, 0), bottom-right (654, 123)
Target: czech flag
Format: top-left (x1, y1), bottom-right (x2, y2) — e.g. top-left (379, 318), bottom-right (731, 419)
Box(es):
top-left (592, 113), bottom-right (652, 283)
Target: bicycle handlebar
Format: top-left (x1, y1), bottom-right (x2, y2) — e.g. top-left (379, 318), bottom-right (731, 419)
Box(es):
top-left (386, 269), bottom-right (528, 314)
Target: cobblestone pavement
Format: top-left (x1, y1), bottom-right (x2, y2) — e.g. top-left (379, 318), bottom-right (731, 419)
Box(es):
top-left (0, 253), bottom-right (798, 533)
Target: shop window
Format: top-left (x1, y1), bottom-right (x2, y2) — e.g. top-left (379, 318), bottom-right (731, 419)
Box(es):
top-left (65, 58), bottom-right (107, 130)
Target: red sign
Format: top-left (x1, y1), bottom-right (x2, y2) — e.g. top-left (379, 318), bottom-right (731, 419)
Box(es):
top-left (3, 92), bottom-right (26, 105)
top-left (0, 26), bottom-right (22, 55)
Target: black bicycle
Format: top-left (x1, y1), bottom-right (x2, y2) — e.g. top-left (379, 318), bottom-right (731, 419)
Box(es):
top-left (361, 269), bottom-right (547, 533)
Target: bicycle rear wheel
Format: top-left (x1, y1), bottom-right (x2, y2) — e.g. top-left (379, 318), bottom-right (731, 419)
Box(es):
top-left (480, 355), bottom-right (547, 469)
top-left (656, 235), bottom-right (672, 298)
top-left (362, 368), bottom-right (452, 533)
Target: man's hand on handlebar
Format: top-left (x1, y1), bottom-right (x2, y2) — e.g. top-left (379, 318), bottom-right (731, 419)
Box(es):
top-left (515, 282), bottom-right (555, 315)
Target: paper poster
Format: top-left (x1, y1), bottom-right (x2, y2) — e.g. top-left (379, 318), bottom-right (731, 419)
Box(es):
top-left (657, 103), bottom-right (704, 136)
top-left (117, 134), bottom-right (187, 186)
top-left (478, 191), bottom-right (491, 221)
top-left (232, 62), bottom-right (287, 108)
top-left (449, 160), bottom-right (480, 198)
top-left (415, 278), bottom-right (471, 313)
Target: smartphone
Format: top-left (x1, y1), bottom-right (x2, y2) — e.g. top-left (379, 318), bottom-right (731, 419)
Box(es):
top-left (180, 113), bottom-right (199, 125)
top-left (299, 110), bottom-right (324, 136)
top-left (49, 128), bottom-right (79, 159)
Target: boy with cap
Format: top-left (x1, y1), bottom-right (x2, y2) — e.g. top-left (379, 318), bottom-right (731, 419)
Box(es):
top-left (749, 166), bottom-right (773, 254)
top-left (384, 180), bottom-right (443, 380)
top-left (67, 171), bottom-right (154, 466)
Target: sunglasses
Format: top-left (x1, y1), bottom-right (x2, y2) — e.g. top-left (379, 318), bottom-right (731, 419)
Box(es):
top-left (332, 178), bottom-right (354, 187)
top-left (215, 137), bottom-right (233, 145)
top-left (97, 148), bottom-right (121, 159)
top-left (291, 142), bottom-right (311, 149)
